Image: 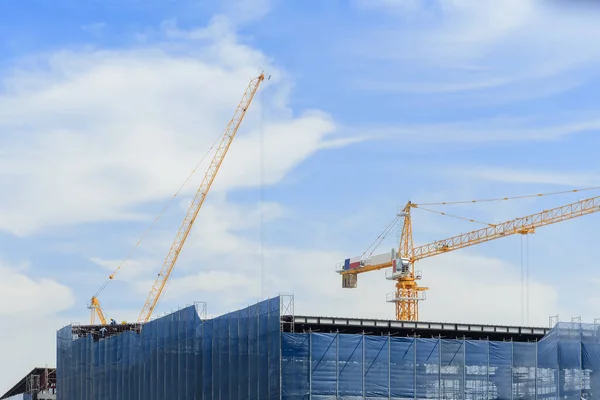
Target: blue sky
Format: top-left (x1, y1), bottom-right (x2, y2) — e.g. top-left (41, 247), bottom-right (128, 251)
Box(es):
top-left (2, 0), bottom-right (600, 391)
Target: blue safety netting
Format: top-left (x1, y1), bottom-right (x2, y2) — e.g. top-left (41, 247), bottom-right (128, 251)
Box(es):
top-left (58, 300), bottom-right (600, 399)
top-left (280, 323), bottom-right (600, 399)
top-left (56, 296), bottom-right (281, 400)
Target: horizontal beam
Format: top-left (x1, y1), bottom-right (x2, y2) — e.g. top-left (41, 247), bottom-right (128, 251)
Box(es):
top-left (291, 315), bottom-right (549, 335)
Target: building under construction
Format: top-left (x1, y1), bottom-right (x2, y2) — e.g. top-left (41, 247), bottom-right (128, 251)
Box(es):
top-left (56, 294), bottom-right (600, 399)
top-left (1, 367), bottom-right (56, 400)
top-left (53, 69), bottom-right (600, 399)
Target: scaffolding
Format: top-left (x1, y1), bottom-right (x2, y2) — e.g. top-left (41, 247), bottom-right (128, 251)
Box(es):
top-left (0, 367), bottom-right (56, 400)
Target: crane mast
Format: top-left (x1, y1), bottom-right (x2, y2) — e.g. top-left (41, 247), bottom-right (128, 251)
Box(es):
top-left (392, 201), bottom-right (428, 320)
top-left (338, 194), bottom-right (600, 321)
top-left (137, 73), bottom-right (265, 323)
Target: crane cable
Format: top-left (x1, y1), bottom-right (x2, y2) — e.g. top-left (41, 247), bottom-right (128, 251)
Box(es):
top-left (520, 235), bottom-right (524, 326)
top-left (416, 185), bottom-right (600, 206)
top-left (360, 214), bottom-right (401, 260)
top-left (412, 205), bottom-right (495, 227)
top-left (411, 185), bottom-right (600, 230)
top-left (520, 234), bottom-right (530, 326)
top-left (92, 131), bottom-right (227, 299)
top-left (259, 84), bottom-right (266, 300)
top-left (525, 234), bottom-right (530, 325)
top-left (359, 205), bottom-right (489, 260)
top-left (361, 185), bottom-right (600, 260)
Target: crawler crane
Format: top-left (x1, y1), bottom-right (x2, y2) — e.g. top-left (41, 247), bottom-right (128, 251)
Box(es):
top-left (89, 72), bottom-right (266, 325)
top-left (337, 192), bottom-right (600, 321)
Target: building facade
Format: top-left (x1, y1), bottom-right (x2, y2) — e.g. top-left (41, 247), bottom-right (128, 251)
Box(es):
top-left (57, 296), bottom-right (600, 399)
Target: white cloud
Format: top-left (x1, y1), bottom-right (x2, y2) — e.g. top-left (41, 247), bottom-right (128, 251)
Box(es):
top-left (418, 252), bottom-right (557, 326)
top-left (0, 263), bottom-right (75, 317)
top-left (84, 196), bottom-right (292, 321)
top-left (0, 19), bottom-right (354, 237)
top-left (90, 256), bottom-right (156, 283)
top-left (0, 263), bottom-right (74, 394)
top-left (0, 316), bottom-right (64, 396)
top-left (170, 270), bottom-right (259, 295)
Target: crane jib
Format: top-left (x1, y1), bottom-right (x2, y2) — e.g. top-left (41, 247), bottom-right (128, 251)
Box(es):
top-left (338, 193), bottom-right (600, 321)
top-left (87, 73), bottom-right (266, 326)
top-left (136, 73), bottom-right (265, 324)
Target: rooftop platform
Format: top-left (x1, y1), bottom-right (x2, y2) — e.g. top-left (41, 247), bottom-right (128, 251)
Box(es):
top-left (71, 323), bottom-right (143, 341)
top-left (284, 315), bottom-right (549, 342)
top-left (69, 314), bottom-right (550, 343)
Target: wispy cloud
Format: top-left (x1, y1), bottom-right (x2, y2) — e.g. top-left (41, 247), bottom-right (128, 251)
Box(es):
top-left (81, 22), bottom-right (107, 37)
top-left (346, 0), bottom-right (600, 99)
top-left (0, 262), bottom-right (74, 316)
top-left (359, 116), bottom-right (600, 144)
top-left (219, 0), bottom-right (271, 25)
top-left (447, 166), bottom-right (600, 186)
top-left (354, 77), bottom-right (514, 94)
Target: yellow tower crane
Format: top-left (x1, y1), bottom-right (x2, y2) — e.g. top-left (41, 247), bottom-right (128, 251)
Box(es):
top-left (337, 193), bottom-right (600, 321)
top-left (88, 72), bottom-right (266, 325)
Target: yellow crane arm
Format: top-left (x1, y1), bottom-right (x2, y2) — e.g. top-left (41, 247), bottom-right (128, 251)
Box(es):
top-left (340, 194), bottom-right (600, 276)
top-left (88, 296), bottom-right (108, 325)
top-left (137, 73), bottom-right (265, 324)
top-left (413, 195), bottom-right (600, 260)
